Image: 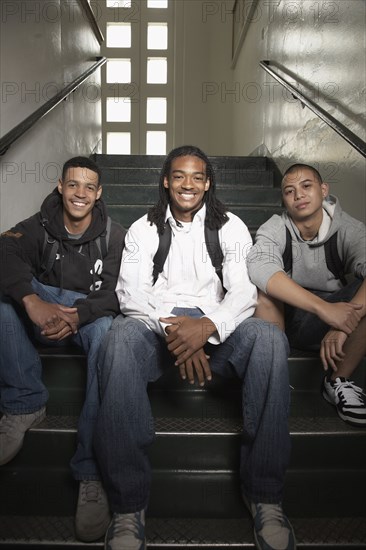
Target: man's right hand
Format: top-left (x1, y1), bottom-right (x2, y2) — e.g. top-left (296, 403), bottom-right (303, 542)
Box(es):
top-left (318, 301), bottom-right (362, 334)
top-left (22, 294), bottom-right (78, 335)
top-left (178, 348), bottom-right (212, 387)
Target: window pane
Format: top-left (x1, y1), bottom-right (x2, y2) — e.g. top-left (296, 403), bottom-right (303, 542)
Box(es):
top-left (106, 23), bottom-right (131, 48)
top-left (148, 0), bottom-right (168, 7)
top-left (147, 58), bottom-right (167, 84)
top-left (107, 0), bottom-right (132, 7)
top-left (147, 23), bottom-right (168, 50)
top-left (147, 97), bottom-right (167, 123)
top-left (107, 97), bottom-right (131, 122)
top-left (146, 131), bottom-right (166, 154)
top-left (106, 59), bottom-right (131, 83)
top-left (107, 132), bottom-right (131, 154)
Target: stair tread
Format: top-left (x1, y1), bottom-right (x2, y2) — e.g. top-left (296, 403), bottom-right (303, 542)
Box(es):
top-left (31, 414), bottom-right (366, 436)
top-left (0, 515), bottom-right (365, 546)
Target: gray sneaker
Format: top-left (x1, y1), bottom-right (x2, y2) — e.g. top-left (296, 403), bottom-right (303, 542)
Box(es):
top-left (244, 497), bottom-right (296, 550)
top-left (75, 480), bottom-right (111, 542)
top-left (0, 407), bottom-right (46, 466)
top-left (105, 510), bottom-right (146, 550)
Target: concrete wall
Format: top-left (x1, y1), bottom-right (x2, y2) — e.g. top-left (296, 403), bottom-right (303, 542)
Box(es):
top-left (205, 0), bottom-right (365, 222)
top-left (0, 0), bottom-right (102, 231)
top-left (183, 0), bottom-right (365, 222)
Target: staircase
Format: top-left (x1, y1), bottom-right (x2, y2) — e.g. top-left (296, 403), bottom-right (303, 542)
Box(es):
top-left (0, 155), bottom-right (365, 549)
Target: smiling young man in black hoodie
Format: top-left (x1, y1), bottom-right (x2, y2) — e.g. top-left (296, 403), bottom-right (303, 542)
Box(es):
top-left (0, 156), bottom-right (126, 542)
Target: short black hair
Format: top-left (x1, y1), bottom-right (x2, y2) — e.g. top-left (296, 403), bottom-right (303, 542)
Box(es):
top-left (283, 163), bottom-right (323, 185)
top-left (61, 156), bottom-right (101, 185)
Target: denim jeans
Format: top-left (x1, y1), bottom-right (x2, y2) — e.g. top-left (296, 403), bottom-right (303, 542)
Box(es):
top-left (285, 278), bottom-right (363, 351)
top-left (0, 278), bottom-right (112, 480)
top-left (94, 309), bottom-right (291, 514)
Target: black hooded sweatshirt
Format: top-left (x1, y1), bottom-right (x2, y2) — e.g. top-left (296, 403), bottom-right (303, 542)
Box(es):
top-left (0, 188), bottom-right (126, 326)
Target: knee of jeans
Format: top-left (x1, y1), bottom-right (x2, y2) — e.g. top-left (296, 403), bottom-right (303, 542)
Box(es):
top-left (236, 318), bottom-right (289, 356)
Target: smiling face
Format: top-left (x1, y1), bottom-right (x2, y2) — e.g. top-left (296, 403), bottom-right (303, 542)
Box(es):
top-left (57, 166), bottom-right (102, 233)
top-left (163, 155), bottom-right (210, 222)
top-left (282, 167), bottom-right (328, 225)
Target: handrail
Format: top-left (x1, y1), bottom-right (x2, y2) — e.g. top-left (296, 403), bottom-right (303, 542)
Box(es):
top-left (260, 60), bottom-right (366, 158)
top-left (0, 56), bottom-right (107, 157)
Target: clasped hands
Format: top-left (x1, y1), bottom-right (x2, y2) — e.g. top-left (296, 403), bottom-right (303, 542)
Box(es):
top-left (23, 294), bottom-right (79, 341)
top-left (159, 315), bottom-right (217, 387)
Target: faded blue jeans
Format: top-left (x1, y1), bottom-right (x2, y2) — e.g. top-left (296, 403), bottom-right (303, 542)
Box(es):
top-left (0, 278), bottom-right (112, 480)
top-left (94, 309), bottom-right (291, 513)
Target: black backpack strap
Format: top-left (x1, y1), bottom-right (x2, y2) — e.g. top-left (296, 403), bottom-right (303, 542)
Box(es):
top-left (282, 226), bottom-right (292, 273)
top-left (152, 222), bottom-right (172, 285)
top-left (205, 225), bottom-right (224, 290)
top-left (96, 216), bottom-right (112, 258)
top-left (40, 229), bottom-right (59, 276)
top-left (324, 231), bottom-right (347, 285)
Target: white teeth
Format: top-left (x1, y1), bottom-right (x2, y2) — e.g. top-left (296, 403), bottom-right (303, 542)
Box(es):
top-left (180, 194), bottom-right (195, 200)
top-left (73, 202), bottom-right (86, 207)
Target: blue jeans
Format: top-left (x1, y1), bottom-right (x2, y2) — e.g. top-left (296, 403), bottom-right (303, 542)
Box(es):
top-left (94, 309), bottom-right (291, 513)
top-left (285, 278), bottom-right (363, 351)
top-left (0, 278), bottom-right (112, 480)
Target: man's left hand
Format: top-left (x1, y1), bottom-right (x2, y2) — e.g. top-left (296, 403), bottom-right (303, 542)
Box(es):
top-left (320, 329), bottom-right (347, 372)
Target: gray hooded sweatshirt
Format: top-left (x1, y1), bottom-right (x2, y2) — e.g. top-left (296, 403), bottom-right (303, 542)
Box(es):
top-left (247, 195), bottom-right (366, 294)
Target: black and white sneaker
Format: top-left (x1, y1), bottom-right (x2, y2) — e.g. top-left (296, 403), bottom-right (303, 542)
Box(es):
top-left (322, 375), bottom-right (366, 427)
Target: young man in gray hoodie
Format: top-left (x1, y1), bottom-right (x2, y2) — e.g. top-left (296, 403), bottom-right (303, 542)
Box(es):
top-left (247, 163), bottom-right (366, 427)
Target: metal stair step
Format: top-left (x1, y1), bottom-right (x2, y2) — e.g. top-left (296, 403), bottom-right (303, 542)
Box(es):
top-left (94, 154), bottom-right (273, 172)
top-left (101, 168), bottom-right (275, 188)
top-left (102, 183), bottom-right (281, 206)
top-left (0, 515), bottom-right (365, 549)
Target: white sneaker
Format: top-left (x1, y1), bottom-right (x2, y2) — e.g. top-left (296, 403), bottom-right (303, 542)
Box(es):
top-left (322, 376), bottom-right (366, 427)
top-left (0, 407), bottom-right (46, 466)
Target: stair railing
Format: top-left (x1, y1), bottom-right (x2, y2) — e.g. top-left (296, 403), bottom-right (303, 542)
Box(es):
top-left (0, 56), bottom-right (107, 157)
top-left (260, 60), bottom-right (366, 158)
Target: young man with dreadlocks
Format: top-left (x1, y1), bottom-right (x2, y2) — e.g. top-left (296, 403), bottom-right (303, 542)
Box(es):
top-left (94, 146), bottom-right (296, 550)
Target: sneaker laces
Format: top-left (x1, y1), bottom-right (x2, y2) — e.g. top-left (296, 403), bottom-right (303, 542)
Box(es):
top-left (80, 481), bottom-right (102, 504)
top-left (257, 503), bottom-right (286, 527)
top-left (334, 379), bottom-right (366, 406)
top-left (112, 512), bottom-right (144, 538)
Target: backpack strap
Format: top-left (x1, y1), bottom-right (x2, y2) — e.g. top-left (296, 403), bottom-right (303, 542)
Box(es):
top-left (96, 216), bottom-right (112, 258)
top-left (40, 229), bottom-right (59, 276)
top-left (282, 226), bottom-right (292, 273)
top-left (324, 232), bottom-right (347, 285)
top-left (152, 222), bottom-right (172, 285)
top-left (204, 224), bottom-right (224, 289)
top-left (282, 227), bottom-right (346, 285)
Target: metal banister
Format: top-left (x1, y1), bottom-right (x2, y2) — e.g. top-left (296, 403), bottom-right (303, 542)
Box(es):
top-left (0, 56), bottom-right (107, 157)
top-left (260, 60), bottom-right (366, 158)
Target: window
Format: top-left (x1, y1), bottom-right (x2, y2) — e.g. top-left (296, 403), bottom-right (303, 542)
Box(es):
top-left (106, 59), bottom-right (131, 83)
top-left (106, 97), bottom-right (131, 122)
top-left (102, 0), bottom-right (173, 154)
top-left (147, 23), bottom-right (168, 50)
top-left (107, 132), bottom-right (131, 154)
top-left (147, 58), bottom-right (167, 84)
top-left (106, 23), bottom-right (131, 48)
